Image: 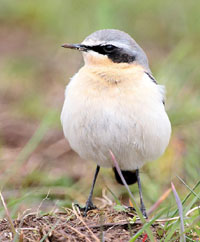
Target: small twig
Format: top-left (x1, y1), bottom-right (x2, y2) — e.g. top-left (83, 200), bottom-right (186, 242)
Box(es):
top-left (0, 191), bottom-right (16, 237)
top-left (78, 221), bottom-right (142, 231)
top-left (16, 227), bottom-right (39, 231)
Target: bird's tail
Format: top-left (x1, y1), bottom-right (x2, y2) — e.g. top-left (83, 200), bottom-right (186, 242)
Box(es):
top-left (113, 167), bottom-right (137, 185)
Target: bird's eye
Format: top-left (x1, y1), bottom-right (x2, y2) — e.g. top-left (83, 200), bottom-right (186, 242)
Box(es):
top-left (102, 45), bottom-right (116, 53)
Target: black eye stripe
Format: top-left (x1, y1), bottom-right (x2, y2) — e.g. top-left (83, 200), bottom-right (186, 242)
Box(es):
top-left (84, 44), bottom-right (136, 63)
top-left (86, 45), bottom-right (117, 54)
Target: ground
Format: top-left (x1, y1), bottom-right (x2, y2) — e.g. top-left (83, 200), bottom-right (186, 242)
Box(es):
top-left (0, 206), bottom-right (163, 242)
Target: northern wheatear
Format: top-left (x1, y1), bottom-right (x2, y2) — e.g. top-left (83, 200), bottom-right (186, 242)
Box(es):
top-left (61, 29), bottom-right (171, 217)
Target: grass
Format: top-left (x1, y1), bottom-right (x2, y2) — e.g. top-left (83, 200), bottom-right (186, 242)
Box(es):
top-left (0, 0), bottom-right (200, 240)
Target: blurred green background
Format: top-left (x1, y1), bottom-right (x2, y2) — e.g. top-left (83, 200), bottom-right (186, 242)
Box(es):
top-left (0, 0), bottom-right (199, 218)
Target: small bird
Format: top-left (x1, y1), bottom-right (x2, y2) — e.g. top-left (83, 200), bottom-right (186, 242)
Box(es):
top-left (61, 29), bottom-right (171, 217)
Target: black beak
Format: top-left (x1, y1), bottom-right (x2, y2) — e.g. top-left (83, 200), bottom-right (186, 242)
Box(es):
top-left (61, 43), bottom-right (87, 51)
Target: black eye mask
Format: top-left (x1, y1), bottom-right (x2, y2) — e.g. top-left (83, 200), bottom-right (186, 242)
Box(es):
top-left (85, 44), bottom-right (136, 63)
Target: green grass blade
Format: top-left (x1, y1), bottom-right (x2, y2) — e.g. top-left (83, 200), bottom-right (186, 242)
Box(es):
top-left (165, 179), bottom-right (200, 228)
top-left (109, 150), bottom-right (155, 242)
top-left (164, 219), bottom-right (180, 242)
top-left (184, 191), bottom-right (200, 214)
top-left (171, 182), bottom-right (185, 242)
top-left (129, 207), bottom-right (168, 242)
top-left (176, 176), bottom-right (200, 200)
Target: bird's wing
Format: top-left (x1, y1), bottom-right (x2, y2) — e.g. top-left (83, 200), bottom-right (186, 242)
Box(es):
top-left (144, 71), bottom-right (165, 105)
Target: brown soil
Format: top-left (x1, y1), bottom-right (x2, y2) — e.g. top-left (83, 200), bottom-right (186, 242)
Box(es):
top-left (0, 206), bottom-right (161, 242)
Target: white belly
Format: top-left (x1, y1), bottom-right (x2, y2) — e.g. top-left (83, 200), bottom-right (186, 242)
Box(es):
top-left (61, 71), bottom-right (171, 170)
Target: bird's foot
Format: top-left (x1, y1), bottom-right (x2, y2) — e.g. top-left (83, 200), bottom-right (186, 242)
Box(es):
top-left (75, 200), bottom-right (97, 217)
top-left (141, 206), bottom-right (148, 219)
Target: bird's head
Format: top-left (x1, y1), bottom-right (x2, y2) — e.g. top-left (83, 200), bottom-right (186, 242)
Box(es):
top-left (62, 29), bottom-right (150, 71)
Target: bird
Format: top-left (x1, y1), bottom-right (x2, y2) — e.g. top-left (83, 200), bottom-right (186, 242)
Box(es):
top-left (61, 29), bottom-right (171, 218)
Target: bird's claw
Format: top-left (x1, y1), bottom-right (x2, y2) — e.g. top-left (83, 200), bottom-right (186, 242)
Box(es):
top-left (74, 201), bottom-right (97, 216)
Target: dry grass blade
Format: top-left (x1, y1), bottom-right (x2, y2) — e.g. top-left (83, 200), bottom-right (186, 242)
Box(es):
top-left (169, 180), bottom-right (200, 222)
top-left (109, 150), bottom-right (156, 242)
top-left (109, 150), bottom-right (142, 219)
top-left (148, 188), bottom-right (172, 215)
top-left (65, 224), bottom-right (92, 242)
top-left (40, 218), bottom-right (61, 242)
top-left (171, 182), bottom-right (186, 242)
top-left (186, 205), bottom-right (200, 216)
top-left (18, 231), bottom-right (24, 242)
top-left (0, 191), bottom-right (16, 238)
top-left (36, 190), bottom-right (50, 217)
top-left (72, 204), bottom-right (100, 242)
top-left (155, 216), bottom-right (180, 223)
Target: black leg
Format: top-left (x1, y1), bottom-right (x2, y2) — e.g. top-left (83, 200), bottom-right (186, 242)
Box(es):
top-left (76, 165), bottom-right (100, 216)
top-left (136, 169), bottom-right (148, 218)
